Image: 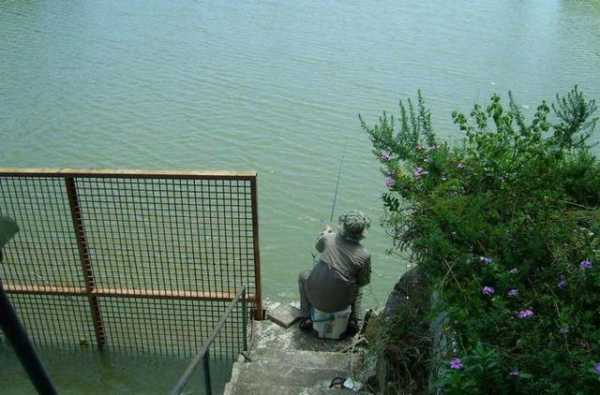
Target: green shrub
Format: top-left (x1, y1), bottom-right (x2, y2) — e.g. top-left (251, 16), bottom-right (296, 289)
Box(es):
top-left (361, 87), bottom-right (600, 394)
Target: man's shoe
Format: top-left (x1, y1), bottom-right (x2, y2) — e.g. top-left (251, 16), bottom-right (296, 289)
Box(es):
top-left (298, 318), bottom-right (313, 331)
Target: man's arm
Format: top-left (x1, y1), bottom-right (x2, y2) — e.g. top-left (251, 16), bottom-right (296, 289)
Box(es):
top-left (356, 255), bottom-right (371, 287)
top-left (315, 225), bottom-right (333, 253)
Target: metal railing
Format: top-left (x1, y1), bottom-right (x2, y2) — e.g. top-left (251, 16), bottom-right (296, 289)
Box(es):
top-left (0, 168), bottom-right (263, 355)
top-left (171, 286), bottom-right (249, 395)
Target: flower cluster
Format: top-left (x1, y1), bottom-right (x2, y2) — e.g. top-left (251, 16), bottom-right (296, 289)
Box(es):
top-left (384, 176), bottom-right (395, 189)
top-left (450, 358), bottom-right (463, 370)
top-left (516, 309), bottom-right (535, 319)
top-left (580, 259), bottom-right (593, 270)
top-left (414, 167), bottom-right (428, 179)
top-left (480, 256), bottom-right (493, 265)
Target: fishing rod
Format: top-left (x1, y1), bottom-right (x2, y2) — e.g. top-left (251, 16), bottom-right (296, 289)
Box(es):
top-left (311, 135), bottom-right (349, 260)
top-left (326, 135), bottom-right (381, 310)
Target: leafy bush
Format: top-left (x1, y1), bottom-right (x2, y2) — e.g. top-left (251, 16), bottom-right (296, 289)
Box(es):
top-left (361, 87), bottom-right (600, 394)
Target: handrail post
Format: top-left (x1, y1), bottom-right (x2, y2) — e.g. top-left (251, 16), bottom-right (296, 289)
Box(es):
top-left (65, 177), bottom-right (106, 350)
top-left (249, 177), bottom-right (263, 320)
top-left (170, 287), bottom-right (249, 395)
top-left (242, 288), bottom-right (248, 351)
top-left (203, 351), bottom-right (212, 395)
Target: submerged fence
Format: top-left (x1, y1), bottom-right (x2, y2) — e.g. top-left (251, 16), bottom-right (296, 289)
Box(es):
top-left (0, 168), bottom-right (262, 356)
top-left (171, 286), bottom-right (249, 395)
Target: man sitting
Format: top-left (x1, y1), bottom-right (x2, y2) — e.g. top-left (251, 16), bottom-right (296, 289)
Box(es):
top-left (298, 210), bottom-right (371, 334)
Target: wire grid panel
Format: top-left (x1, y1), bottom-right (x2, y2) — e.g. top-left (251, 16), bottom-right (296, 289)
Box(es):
top-left (99, 297), bottom-right (250, 357)
top-left (75, 177), bottom-right (256, 296)
top-left (0, 171), bottom-right (258, 355)
top-left (5, 294), bottom-right (97, 350)
top-left (0, 177), bottom-right (85, 289)
top-left (209, 299), bottom-right (249, 359)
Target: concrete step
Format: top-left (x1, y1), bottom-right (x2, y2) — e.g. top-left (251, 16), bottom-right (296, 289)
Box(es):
top-left (234, 358), bottom-right (349, 388)
top-left (224, 381), bottom-right (360, 395)
top-left (224, 349), bottom-right (359, 394)
top-left (247, 348), bottom-right (353, 371)
top-left (252, 320), bottom-right (354, 353)
top-left (223, 318), bottom-right (370, 395)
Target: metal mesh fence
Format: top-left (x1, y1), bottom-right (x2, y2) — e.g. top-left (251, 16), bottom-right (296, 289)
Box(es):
top-left (5, 294), bottom-right (96, 350)
top-left (0, 169), bottom-right (261, 357)
top-left (0, 176), bottom-right (83, 289)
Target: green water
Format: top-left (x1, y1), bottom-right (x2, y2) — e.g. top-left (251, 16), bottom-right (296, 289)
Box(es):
top-left (1, 0), bottom-right (599, 393)
top-left (0, 343), bottom-right (231, 394)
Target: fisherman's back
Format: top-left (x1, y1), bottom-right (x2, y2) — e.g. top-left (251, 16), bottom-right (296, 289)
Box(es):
top-left (316, 232), bottom-right (370, 286)
top-left (297, 210), bottom-right (372, 328)
top-left (306, 231), bottom-right (371, 313)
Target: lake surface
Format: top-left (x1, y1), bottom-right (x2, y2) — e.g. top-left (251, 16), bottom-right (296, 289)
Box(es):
top-left (1, 0), bottom-right (599, 393)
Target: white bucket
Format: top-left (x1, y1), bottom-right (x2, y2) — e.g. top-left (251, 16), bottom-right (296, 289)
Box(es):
top-left (311, 305), bottom-right (351, 339)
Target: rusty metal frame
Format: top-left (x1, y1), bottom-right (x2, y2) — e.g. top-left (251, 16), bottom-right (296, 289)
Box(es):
top-left (64, 176), bottom-right (106, 349)
top-left (0, 168), bottom-right (263, 353)
top-left (0, 168), bottom-right (257, 180)
top-left (249, 176), bottom-right (264, 320)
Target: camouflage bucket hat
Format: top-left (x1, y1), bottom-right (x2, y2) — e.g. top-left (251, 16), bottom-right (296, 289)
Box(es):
top-left (338, 210), bottom-right (370, 241)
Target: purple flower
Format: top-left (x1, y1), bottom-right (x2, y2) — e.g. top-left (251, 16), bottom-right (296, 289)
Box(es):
top-left (457, 162), bottom-right (465, 169)
top-left (517, 309), bottom-right (534, 319)
top-left (384, 176), bottom-right (396, 188)
top-left (558, 275), bottom-right (567, 289)
top-left (507, 288), bottom-right (519, 297)
top-left (380, 150), bottom-right (392, 161)
top-left (450, 358), bottom-right (463, 370)
top-left (580, 259), bottom-right (592, 270)
top-left (479, 256), bottom-right (493, 265)
top-left (593, 362), bottom-right (600, 376)
top-left (414, 167), bottom-right (429, 178)
top-left (482, 286), bottom-right (495, 296)
top-left (509, 368), bottom-right (520, 378)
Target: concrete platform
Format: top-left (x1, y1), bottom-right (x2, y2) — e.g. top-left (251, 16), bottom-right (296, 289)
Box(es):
top-left (224, 312), bottom-right (372, 394)
top-left (248, 349), bottom-right (352, 369)
top-left (266, 302), bottom-right (302, 328)
top-left (252, 319), bottom-right (355, 353)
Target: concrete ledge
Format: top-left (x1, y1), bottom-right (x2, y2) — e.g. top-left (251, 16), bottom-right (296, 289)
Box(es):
top-left (253, 320), bottom-right (354, 353)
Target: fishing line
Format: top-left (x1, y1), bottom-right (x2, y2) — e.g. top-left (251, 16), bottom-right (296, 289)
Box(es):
top-left (328, 134), bottom-right (350, 224)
